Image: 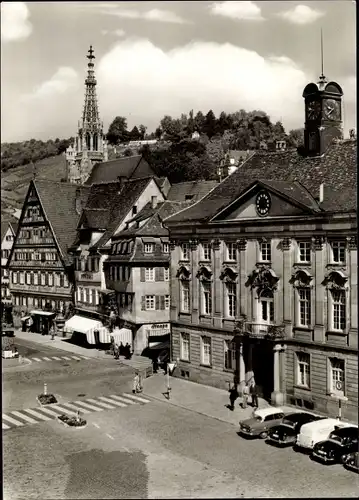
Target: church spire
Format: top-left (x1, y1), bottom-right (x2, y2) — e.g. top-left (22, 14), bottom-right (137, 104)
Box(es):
top-left (82, 45), bottom-right (100, 127)
top-left (317, 28), bottom-right (327, 90)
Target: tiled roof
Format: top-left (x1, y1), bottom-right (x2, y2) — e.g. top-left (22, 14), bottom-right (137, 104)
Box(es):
top-left (166, 140), bottom-right (357, 223)
top-left (81, 209), bottom-right (109, 229)
top-left (85, 155), bottom-right (156, 185)
top-left (116, 201), bottom-right (190, 239)
top-left (10, 222), bottom-right (19, 235)
top-left (33, 180), bottom-right (90, 265)
top-left (83, 177), bottom-right (153, 249)
top-left (1, 222), bottom-right (9, 242)
top-left (167, 180), bottom-right (218, 202)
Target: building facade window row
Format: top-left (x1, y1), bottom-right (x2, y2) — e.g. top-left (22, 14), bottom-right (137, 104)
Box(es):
top-left (13, 294), bottom-right (65, 311)
top-left (295, 352), bottom-right (346, 397)
top-left (109, 265), bottom-right (131, 281)
top-left (14, 251), bottom-right (58, 262)
top-left (12, 270), bottom-right (69, 288)
top-left (179, 278), bottom-right (348, 332)
top-left (179, 239), bottom-right (348, 265)
top-left (141, 294), bottom-right (170, 311)
top-left (76, 287), bottom-right (99, 305)
top-left (74, 256), bottom-right (100, 272)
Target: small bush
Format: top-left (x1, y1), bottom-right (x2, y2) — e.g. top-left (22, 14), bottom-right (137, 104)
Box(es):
top-left (58, 414), bottom-right (87, 427)
top-left (38, 394), bottom-right (57, 405)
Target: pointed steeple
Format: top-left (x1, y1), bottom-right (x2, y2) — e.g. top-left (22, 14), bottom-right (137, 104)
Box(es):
top-left (67, 46), bottom-right (108, 184)
top-left (317, 28), bottom-right (327, 90)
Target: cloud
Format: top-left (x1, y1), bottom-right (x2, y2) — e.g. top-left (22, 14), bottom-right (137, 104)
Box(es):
top-left (22, 67), bottom-right (79, 101)
top-left (1, 2), bottom-right (32, 42)
top-left (210, 1), bottom-right (264, 21)
top-left (101, 28), bottom-right (126, 37)
top-left (79, 3), bottom-right (190, 24)
top-left (96, 38), bottom-right (310, 135)
top-left (278, 5), bottom-right (324, 25)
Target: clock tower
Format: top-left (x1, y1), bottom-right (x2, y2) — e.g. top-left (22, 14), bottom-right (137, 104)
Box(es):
top-left (303, 74), bottom-right (343, 156)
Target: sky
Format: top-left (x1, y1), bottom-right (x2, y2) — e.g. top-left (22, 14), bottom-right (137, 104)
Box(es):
top-left (1, 1), bottom-right (356, 143)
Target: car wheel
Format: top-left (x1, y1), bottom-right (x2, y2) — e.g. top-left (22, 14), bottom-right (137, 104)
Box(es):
top-left (260, 431), bottom-right (268, 439)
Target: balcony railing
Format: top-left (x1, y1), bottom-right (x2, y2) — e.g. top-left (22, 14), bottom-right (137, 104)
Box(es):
top-left (234, 320), bottom-right (286, 340)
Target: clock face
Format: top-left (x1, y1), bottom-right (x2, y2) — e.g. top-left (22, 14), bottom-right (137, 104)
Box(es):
top-left (307, 100), bottom-right (321, 120)
top-left (323, 99), bottom-right (341, 121)
top-left (256, 191), bottom-right (271, 217)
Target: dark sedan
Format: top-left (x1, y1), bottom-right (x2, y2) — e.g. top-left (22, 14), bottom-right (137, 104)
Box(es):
top-left (267, 412), bottom-right (322, 446)
top-left (312, 426), bottom-right (358, 465)
top-left (342, 451), bottom-right (359, 473)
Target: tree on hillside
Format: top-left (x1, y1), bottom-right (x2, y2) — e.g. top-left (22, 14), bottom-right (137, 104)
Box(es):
top-left (194, 111), bottom-right (205, 133)
top-left (139, 124), bottom-right (147, 140)
top-left (203, 110), bottom-right (217, 139)
top-left (155, 127), bottom-right (162, 140)
top-left (107, 116), bottom-right (129, 145)
top-left (160, 115), bottom-right (183, 142)
top-left (288, 128), bottom-right (304, 148)
top-left (129, 126), bottom-right (141, 141)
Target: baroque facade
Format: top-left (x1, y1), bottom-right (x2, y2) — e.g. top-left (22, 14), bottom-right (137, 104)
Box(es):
top-left (66, 46), bottom-right (108, 185)
top-left (164, 74), bottom-right (357, 422)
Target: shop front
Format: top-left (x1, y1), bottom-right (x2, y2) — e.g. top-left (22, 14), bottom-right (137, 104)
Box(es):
top-left (30, 310), bottom-right (57, 335)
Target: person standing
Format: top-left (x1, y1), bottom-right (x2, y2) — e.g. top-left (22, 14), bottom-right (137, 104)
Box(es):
top-left (228, 384), bottom-right (239, 411)
top-left (242, 383), bottom-right (250, 409)
top-left (152, 356), bottom-right (159, 374)
top-left (250, 382), bottom-right (259, 408)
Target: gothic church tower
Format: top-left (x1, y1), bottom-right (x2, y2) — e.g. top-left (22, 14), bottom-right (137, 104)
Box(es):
top-left (66, 46), bottom-right (108, 184)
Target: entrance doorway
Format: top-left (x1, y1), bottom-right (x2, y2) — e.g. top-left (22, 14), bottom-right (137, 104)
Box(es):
top-left (251, 341), bottom-right (274, 401)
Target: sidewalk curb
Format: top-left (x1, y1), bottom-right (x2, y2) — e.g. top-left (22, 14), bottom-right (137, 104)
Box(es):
top-left (3, 357), bottom-right (32, 371)
top-left (143, 391), bottom-right (240, 428)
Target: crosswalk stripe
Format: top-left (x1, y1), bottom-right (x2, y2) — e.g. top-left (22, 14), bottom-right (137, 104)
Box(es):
top-left (11, 411), bottom-right (38, 425)
top-left (86, 398), bottom-right (116, 410)
top-left (51, 405), bottom-right (77, 416)
top-left (73, 400), bottom-right (104, 412)
top-left (51, 357), bottom-right (62, 361)
top-left (23, 408), bottom-right (51, 421)
top-left (60, 402), bottom-right (91, 414)
top-left (2, 414), bottom-right (25, 426)
top-left (80, 356), bottom-right (90, 360)
top-left (71, 356), bottom-right (82, 360)
top-left (123, 393), bottom-right (151, 404)
top-left (98, 396), bottom-right (127, 408)
top-left (2, 422), bottom-right (10, 430)
top-left (110, 394), bottom-right (138, 405)
top-left (37, 406), bottom-right (66, 418)
top-left (32, 357), bottom-right (42, 362)
top-left (42, 357), bottom-right (51, 361)
top-left (62, 356), bottom-right (71, 360)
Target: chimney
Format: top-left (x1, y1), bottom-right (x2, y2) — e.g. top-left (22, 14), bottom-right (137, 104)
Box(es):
top-left (151, 195), bottom-right (158, 209)
top-left (319, 183), bottom-right (324, 203)
top-left (75, 188), bottom-right (82, 215)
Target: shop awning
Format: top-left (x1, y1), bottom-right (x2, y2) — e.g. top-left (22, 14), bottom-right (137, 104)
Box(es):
top-left (148, 340), bottom-right (170, 351)
top-left (64, 315), bottom-right (103, 344)
top-left (20, 316), bottom-right (31, 322)
top-left (111, 328), bottom-right (132, 346)
top-left (30, 310), bottom-right (56, 317)
top-left (99, 289), bottom-right (115, 295)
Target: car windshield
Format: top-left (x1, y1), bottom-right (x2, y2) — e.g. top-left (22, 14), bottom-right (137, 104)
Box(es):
top-left (282, 419), bottom-right (296, 427)
top-left (330, 434), bottom-right (343, 444)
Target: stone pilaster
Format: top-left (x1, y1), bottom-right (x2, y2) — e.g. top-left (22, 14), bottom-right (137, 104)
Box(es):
top-left (348, 237), bottom-right (357, 347)
top-left (212, 239), bottom-right (222, 325)
top-left (237, 238), bottom-right (247, 317)
top-left (239, 342), bottom-right (245, 392)
top-left (190, 239), bottom-right (199, 323)
top-left (271, 344), bottom-right (285, 406)
top-left (282, 238), bottom-right (292, 337)
top-left (313, 236), bottom-right (326, 343)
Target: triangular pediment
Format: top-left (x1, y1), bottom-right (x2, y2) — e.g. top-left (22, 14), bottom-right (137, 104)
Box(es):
top-left (211, 181), bottom-right (319, 222)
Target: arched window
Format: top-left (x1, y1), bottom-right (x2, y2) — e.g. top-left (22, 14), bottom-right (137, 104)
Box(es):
top-left (93, 133), bottom-right (98, 151)
top-left (86, 133), bottom-right (91, 150)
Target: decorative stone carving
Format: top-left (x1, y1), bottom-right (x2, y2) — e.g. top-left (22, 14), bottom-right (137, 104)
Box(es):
top-left (236, 238), bottom-right (247, 251)
top-left (176, 265), bottom-right (191, 280)
top-left (219, 266), bottom-right (238, 282)
top-left (281, 238), bottom-right (291, 251)
top-left (312, 236), bottom-right (324, 251)
top-left (267, 324), bottom-right (286, 339)
top-left (211, 238), bottom-right (221, 251)
top-left (347, 236), bottom-right (357, 250)
top-left (322, 271), bottom-right (348, 289)
top-left (245, 264), bottom-right (279, 297)
top-left (196, 265), bottom-right (213, 281)
top-left (189, 239), bottom-right (199, 250)
top-left (234, 315), bottom-right (248, 335)
top-left (289, 269), bottom-right (313, 288)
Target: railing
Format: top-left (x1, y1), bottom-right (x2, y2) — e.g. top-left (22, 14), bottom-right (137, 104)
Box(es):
top-left (234, 320), bottom-right (286, 340)
top-left (10, 261), bottom-right (63, 268)
top-left (16, 238), bottom-right (54, 245)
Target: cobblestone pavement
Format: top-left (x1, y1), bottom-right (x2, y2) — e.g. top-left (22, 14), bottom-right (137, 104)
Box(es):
top-left (3, 398), bottom-right (358, 499)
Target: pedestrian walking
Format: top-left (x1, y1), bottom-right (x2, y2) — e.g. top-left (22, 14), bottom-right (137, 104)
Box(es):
top-left (250, 382), bottom-right (259, 408)
top-left (132, 372), bottom-right (140, 394)
top-left (124, 343), bottom-right (132, 359)
top-left (152, 356), bottom-right (159, 374)
top-left (228, 384), bottom-right (239, 411)
top-left (242, 383), bottom-right (250, 409)
top-left (119, 342), bottom-right (124, 356)
top-left (114, 343), bottom-right (119, 360)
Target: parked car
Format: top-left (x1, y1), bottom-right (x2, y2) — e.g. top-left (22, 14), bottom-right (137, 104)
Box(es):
top-left (311, 426), bottom-right (358, 465)
top-left (342, 451), bottom-right (359, 473)
top-left (239, 408), bottom-right (285, 439)
top-left (267, 412), bottom-right (323, 446)
top-left (295, 418), bottom-right (353, 452)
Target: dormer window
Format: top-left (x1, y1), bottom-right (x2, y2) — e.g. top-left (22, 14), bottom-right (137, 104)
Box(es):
top-left (144, 243), bottom-right (154, 254)
top-left (132, 205), bottom-right (137, 215)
